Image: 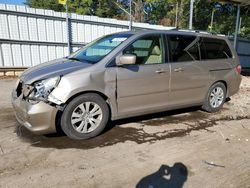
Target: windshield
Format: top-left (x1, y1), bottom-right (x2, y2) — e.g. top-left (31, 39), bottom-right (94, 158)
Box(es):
top-left (69, 33), bottom-right (132, 64)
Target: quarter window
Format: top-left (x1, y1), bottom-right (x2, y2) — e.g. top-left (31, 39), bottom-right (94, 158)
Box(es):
top-left (168, 35), bottom-right (199, 62)
top-left (200, 37), bottom-right (232, 60)
top-left (123, 35), bottom-right (163, 65)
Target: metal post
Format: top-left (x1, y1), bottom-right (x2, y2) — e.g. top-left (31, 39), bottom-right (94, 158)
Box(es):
top-left (239, 17), bottom-right (242, 34)
top-left (66, 3), bottom-right (71, 55)
top-left (175, 2), bottom-right (178, 28)
top-left (210, 9), bottom-right (215, 32)
top-left (129, 0), bottom-right (132, 31)
top-left (234, 5), bottom-right (240, 50)
top-left (189, 0), bottom-right (195, 30)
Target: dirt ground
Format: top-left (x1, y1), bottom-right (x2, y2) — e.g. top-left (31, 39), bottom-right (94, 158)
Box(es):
top-left (0, 77), bottom-right (250, 188)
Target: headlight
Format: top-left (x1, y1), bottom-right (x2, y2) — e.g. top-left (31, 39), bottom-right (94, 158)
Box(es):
top-left (28, 76), bottom-right (60, 102)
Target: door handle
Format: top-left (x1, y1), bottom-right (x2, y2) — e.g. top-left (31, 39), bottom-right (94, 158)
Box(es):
top-left (174, 68), bottom-right (184, 72)
top-left (155, 69), bottom-right (166, 74)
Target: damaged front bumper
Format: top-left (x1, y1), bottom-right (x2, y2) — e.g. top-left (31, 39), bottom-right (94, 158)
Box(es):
top-left (11, 91), bottom-right (59, 135)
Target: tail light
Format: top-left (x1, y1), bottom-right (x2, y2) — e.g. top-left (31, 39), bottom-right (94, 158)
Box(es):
top-left (235, 64), bottom-right (241, 74)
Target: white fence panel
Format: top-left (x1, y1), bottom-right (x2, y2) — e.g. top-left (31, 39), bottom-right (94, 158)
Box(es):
top-left (39, 45), bottom-right (48, 64)
top-left (28, 17), bottom-right (38, 41)
top-left (48, 46), bottom-right (56, 61)
top-left (12, 44), bottom-right (22, 66)
top-left (21, 45), bottom-right (32, 67)
top-left (77, 23), bottom-right (85, 42)
top-left (8, 14), bottom-right (20, 39)
top-left (30, 45), bottom-right (40, 66)
top-left (56, 46), bottom-right (64, 58)
top-left (46, 19), bottom-right (55, 42)
top-left (37, 18), bottom-right (47, 41)
top-left (0, 44), bottom-right (3, 66)
top-left (18, 16), bottom-right (29, 40)
top-left (0, 14), bottom-right (9, 38)
top-left (71, 22), bottom-right (78, 42)
top-left (0, 3), bottom-right (173, 68)
top-left (2, 44), bottom-right (13, 66)
top-left (54, 20), bottom-right (63, 42)
top-left (62, 21), bottom-right (67, 43)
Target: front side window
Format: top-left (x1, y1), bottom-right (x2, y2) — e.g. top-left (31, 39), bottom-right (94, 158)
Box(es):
top-left (200, 37), bottom-right (232, 60)
top-left (123, 35), bottom-right (163, 65)
top-left (168, 34), bottom-right (199, 62)
top-left (69, 34), bottom-right (132, 64)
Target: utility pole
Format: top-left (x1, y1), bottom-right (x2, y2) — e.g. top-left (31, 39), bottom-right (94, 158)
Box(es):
top-left (210, 8), bottom-right (215, 32)
top-left (189, 0), bottom-right (195, 30)
top-left (59, 0), bottom-right (71, 55)
top-left (175, 2), bottom-right (178, 28)
top-left (129, 0), bottom-right (132, 31)
top-left (66, 3), bottom-right (71, 55)
top-left (234, 5), bottom-right (241, 50)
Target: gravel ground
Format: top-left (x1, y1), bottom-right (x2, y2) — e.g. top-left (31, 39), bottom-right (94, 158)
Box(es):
top-left (0, 76), bottom-right (250, 188)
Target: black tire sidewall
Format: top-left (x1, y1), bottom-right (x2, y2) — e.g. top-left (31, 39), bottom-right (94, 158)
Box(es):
top-left (61, 93), bottom-right (109, 140)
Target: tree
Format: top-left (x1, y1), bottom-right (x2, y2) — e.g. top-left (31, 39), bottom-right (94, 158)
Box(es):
top-left (193, 0), bottom-right (213, 31)
top-left (26, 0), bottom-right (65, 11)
top-left (68, 0), bottom-right (93, 15)
top-left (26, 0), bottom-right (120, 17)
top-left (134, 0), bottom-right (145, 22)
top-left (94, 0), bottom-right (120, 17)
top-left (25, 0), bottom-right (250, 39)
top-left (145, 0), bottom-right (176, 25)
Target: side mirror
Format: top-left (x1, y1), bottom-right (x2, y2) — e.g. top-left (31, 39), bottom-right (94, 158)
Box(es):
top-left (117, 54), bottom-right (136, 66)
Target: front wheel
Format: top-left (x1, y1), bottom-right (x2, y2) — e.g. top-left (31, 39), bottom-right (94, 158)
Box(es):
top-left (202, 82), bottom-right (227, 113)
top-left (61, 93), bottom-right (110, 140)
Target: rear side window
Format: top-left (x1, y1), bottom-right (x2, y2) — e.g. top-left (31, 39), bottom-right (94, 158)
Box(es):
top-left (167, 35), bottom-right (199, 62)
top-left (200, 37), bottom-right (232, 60)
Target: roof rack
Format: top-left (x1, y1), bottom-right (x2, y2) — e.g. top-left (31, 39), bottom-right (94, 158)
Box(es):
top-left (171, 28), bottom-right (212, 35)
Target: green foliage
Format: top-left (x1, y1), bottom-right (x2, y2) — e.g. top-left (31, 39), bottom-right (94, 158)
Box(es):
top-left (238, 8), bottom-right (250, 39)
top-left (26, 0), bottom-right (120, 17)
top-left (193, 0), bottom-right (213, 31)
top-left (68, 0), bottom-right (93, 15)
top-left (25, 0), bottom-right (250, 39)
top-left (94, 1), bottom-right (120, 17)
top-left (145, 0), bottom-right (176, 25)
top-left (26, 0), bottom-right (65, 11)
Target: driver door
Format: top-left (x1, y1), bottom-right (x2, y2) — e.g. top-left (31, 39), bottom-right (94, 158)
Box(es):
top-left (116, 34), bottom-right (171, 117)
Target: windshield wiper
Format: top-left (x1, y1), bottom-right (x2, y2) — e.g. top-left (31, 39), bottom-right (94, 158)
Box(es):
top-left (66, 56), bottom-right (96, 64)
top-left (66, 57), bottom-right (81, 61)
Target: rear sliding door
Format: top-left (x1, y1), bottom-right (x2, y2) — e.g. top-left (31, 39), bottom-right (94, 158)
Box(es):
top-left (166, 34), bottom-right (209, 107)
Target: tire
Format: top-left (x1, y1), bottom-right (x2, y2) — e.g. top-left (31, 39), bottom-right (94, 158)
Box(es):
top-left (61, 93), bottom-right (110, 140)
top-left (202, 82), bottom-right (227, 113)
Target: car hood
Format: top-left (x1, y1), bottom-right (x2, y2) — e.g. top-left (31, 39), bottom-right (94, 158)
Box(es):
top-left (20, 58), bottom-right (93, 84)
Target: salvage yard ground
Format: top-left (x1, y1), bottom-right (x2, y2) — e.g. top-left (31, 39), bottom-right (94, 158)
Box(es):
top-left (0, 77), bottom-right (250, 188)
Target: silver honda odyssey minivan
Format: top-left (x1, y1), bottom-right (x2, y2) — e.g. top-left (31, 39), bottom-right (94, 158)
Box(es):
top-left (12, 30), bottom-right (242, 139)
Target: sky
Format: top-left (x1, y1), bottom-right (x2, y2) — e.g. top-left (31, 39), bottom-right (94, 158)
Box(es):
top-left (0, 0), bottom-right (25, 5)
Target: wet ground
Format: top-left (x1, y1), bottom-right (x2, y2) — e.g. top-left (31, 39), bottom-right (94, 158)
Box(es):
top-left (15, 108), bottom-right (216, 150)
top-left (0, 78), bottom-right (250, 188)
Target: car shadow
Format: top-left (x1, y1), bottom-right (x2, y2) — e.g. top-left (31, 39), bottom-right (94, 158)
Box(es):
top-left (112, 106), bottom-right (201, 127)
top-left (136, 162), bottom-right (188, 188)
top-left (15, 106), bottom-right (216, 150)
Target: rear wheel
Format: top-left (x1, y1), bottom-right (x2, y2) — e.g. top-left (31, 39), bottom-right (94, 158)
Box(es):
top-left (202, 82), bottom-right (226, 113)
top-left (61, 93), bottom-right (109, 140)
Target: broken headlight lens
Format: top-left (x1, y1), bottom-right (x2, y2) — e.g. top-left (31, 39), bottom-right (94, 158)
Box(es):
top-left (28, 76), bottom-right (60, 102)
